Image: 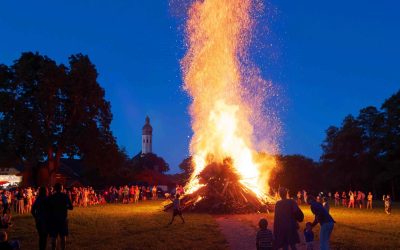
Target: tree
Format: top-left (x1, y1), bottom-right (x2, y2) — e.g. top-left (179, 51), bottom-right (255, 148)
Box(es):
top-left (380, 91), bottom-right (400, 199)
top-left (178, 156), bottom-right (194, 181)
top-left (269, 155), bottom-right (321, 194)
top-left (0, 52), bottom-right (122, 185)
top-left (320, 115), bottom-right (364, 189)
top-left (130, 153), bottom-right (170, 174)
top-left (320, 90), bottom-right (400, 199)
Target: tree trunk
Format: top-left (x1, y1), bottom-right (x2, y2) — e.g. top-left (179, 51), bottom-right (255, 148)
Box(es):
top-left (392, 178), bottom-right (396, 201)
top-left (47, 147), bottom-right (62, 186)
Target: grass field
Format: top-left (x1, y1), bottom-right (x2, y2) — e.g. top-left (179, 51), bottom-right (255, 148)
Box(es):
top-left (7, 200), bottom-right (400, 249)
top-left (8, 201), bottom-right (227, 250)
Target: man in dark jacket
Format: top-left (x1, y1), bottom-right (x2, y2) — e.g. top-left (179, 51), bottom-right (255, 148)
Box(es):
top-left (47, 183), bottom-right (73, 250)
top-left (273, 188), bottom-right (304, 250)
top-left (307, 196), bottom-right (335, 250)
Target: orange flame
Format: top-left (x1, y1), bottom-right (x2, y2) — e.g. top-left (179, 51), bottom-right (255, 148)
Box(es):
top-left (182, 0), bottom-right (278, 200)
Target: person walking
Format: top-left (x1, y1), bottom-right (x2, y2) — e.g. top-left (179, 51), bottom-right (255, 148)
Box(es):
top-left (273, 187), bottom-right (304, 250)
top-left (47, 183), bottom-right (73, 250)
top-left (31, 187), bottom-right (49, 250)
top-left (168, 194), bottom-right (185, 225)
top-left (307, 196), bottom-right (335, 250)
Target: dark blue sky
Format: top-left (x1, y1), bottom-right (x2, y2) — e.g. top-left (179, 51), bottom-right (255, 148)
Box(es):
top-left (1, 1), bottom-right (399, 173)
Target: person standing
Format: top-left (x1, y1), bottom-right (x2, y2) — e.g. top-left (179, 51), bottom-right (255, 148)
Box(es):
top-left (134, 186), bottom-right (140, 203)
top-left (334, 192), bottom-right (340, 206)
top-left (367, 192), bottom-right (373, 209)
top-left (273, 187), bottom-right (304, 250)
top-left (307, 196), bottom-right (335, 250)
top-left (356, 191), bottom-right (363, 209)
top-left (31, 187), bottom-right (49, 250)
top-left (2, 192), bottom-right (9, 215)
top-left (384, 195), bottom-right (392, 214)
top-left (348, 191), bottom-right (355, 208)
top-left (303, 190), bottom-right (308, 204)
top-left (296, 191), bottom-right (302, 205)
top-left (152, 185), bottom-right (157, 200)
top-left (256, 218), bottom-right (273, 250)
top-left (16, 189), bottom-right (24, 214)
top-left (341, 192), bottom-right (347, 207)
top-left (47, 183), bottom-right (73, 250)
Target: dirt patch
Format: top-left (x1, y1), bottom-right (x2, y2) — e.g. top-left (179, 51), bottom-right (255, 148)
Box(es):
top-left (215, 213), bottom-right (319, 250)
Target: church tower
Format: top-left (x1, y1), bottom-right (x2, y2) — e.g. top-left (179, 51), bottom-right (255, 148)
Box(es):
top-left (141, 116), bottom-right (153, 155)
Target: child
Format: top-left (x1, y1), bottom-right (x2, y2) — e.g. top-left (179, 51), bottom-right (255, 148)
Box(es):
top-left (0, 212), bottom-right (12, 229)
top-left (304, 222), bottom-right (314, 250)
top-left (0, 231), bottom-right (20, 250)
top-left (168, 194), bottom-right (185, 225)
top-left (256, 218), bottom-right (273, 250)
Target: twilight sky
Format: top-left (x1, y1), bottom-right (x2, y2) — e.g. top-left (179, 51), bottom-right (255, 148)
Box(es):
top-left (1, 1), bottom-right (399, 173)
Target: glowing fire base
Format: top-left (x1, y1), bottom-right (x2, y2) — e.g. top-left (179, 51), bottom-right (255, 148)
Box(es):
top-left (165, 158), bottom-right (275, 214)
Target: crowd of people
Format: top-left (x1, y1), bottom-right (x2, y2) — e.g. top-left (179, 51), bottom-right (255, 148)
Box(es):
top-left (0, 184), bottom-right (167, 214)
top-left (0, 183), bottom-right (168, 250)
top-left (294, 190), bottom-right (392, 214)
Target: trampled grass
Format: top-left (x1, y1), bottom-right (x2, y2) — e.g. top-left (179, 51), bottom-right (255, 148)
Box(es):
top-left (8, 200), bottom-right (227, 250)
top-left (320, 202), bottom-right (400, 249)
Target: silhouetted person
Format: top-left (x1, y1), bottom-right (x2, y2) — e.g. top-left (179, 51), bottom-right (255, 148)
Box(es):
top-left (0, 231), bottom-right (20, 250)
top-left (256, 218), bottom-right (273, 250)
top-left (307, 196), bottom-right (335, 250)
top-left (47, 183), bottom-right (73, 250)
top-left (31, 187), bottom-right (49, 250)
top-left (274, 187), bottom-right (304, 250)
top-left (1, 192), bottom-right (9, 215)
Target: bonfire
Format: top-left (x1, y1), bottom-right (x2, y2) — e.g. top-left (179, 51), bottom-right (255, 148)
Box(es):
top-left (166, 0), bottom-right (279, 213)
top-left (165, 157), bottom-right (274, 213)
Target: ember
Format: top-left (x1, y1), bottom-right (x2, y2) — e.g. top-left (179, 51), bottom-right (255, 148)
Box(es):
top-left (168, 0), bottom-right (279, 213)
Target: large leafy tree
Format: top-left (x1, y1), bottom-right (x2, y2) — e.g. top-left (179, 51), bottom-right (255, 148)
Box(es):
top-left (0, 52), bottom-right (122, 185)
top-left (130, 153), bottom-right (170, 174)
top-left (269, 155), bottom-right (321, 194)
top-left (320, 115), bottom-right (364, 189)
top-left (320, 90), bottom-right (400, 198)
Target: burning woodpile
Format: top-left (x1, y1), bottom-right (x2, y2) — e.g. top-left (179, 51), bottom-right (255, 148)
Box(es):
top-left (165, 157), bottom-right (274, 214)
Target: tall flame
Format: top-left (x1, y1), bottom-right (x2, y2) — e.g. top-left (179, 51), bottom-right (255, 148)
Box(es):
top-left (182, 0), bottom-right (278, 199)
